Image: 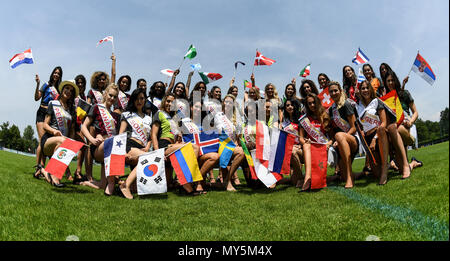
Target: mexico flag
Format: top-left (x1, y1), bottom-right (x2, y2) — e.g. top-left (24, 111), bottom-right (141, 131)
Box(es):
top-left (254, 51), bottom-right (276, 66)
top-left (45, 138), bottom-right (85, 179)
top-left (299, 64), bottom-right (311, 77)
top-left (198, 72), bottom-right (223, 84)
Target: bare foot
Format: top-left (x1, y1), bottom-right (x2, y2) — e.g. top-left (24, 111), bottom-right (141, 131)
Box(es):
top-left (120, 183), bottom-right (133, 199)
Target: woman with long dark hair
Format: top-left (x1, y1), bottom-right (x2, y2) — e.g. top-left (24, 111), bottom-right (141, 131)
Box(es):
top-left (33, 66), bottom-right (63, 179)
top-left (342, 65), bottom-right (358, 102)
top-left (114, 75), bottom-right (132, 114)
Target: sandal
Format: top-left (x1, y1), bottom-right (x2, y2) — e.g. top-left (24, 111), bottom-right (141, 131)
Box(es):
top-left (411, 157), bottom-right (423, 168)
top-left (33, 164), bottom-right (44, 179)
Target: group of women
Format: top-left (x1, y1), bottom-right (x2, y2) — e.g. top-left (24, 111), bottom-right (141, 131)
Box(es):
top-left (32, 54), bottom-right (423, 198)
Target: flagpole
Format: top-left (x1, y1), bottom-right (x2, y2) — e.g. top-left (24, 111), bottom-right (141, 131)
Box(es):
top-left (178, 57), bottom-right (186, 70)
top-left (403, 50), bottom-right (418, 90)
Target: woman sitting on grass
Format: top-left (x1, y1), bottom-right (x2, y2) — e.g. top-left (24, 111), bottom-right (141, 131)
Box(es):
top-left (39, 80), bottom-right (78, 187)
top-left (80, 83), bottom-right (121, 196)
top-left (298, 93), bottom-right (332, 192)
top-left (327, 81), bottom-right (359, 189)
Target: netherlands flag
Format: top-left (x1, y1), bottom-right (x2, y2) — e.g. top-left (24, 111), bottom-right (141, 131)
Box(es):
top-left (411, 52), bottom-right (436, 85)
top-left (9, 49), bottom-right (34, 69)
top-left (103, 133), bottom-right (127, 177)
top-left (268, 128), bottom-right (296, 175)
top-left (352, 48), bottom-right (370, 65)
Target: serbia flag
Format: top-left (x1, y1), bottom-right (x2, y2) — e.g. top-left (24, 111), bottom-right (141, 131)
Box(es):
top-left (9, 49), bottom-right (34, 69)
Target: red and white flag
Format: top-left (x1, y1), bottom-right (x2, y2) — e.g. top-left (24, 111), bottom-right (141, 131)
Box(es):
top-left (44, 138), bottom-right (85, 179)
top-left (104, 133), bottom-right (127, 177)
top-left (255, 120), bottom-right (270, 161)
top-left (318, 87), bottom-right (334, 110)
top-left (251, 150), bottom-right (282, 188)
top-left (97, 36), bottom-right (114, 47)
top-left (310, 143), bottom-right (328, 189)
top-left (254, 51), bottom-right (276, 66)
top-left (160, 69), bottom-right (174, 77)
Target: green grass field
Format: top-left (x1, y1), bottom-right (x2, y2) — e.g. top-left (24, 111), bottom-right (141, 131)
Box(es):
top-left (0, 142), bottom-right (448, 241)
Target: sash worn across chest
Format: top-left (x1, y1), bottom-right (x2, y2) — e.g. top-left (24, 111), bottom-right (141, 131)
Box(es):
top-left (299, 115), bottom-right (328, 144)
top-left (215, 112), bottom-right (235, 138)
top-left (126, 113), bottom-right (149, 144)
top-left (52, 100), bottom-right (70, 136)
top-left (332, 105), bottom-right (351, 132)
top-left (98, 104), bottom-right (116, 138)
top-left (49, 86), bottom-right (59, 100)
top-left (118, 91), bottom-right (129, 109)
top-left (358, 99), bottom-right (381, 133)
top-left (92, 90), bottom-right (103, 104)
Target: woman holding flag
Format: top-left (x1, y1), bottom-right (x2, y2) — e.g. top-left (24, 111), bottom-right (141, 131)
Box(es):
top-left (327, 81), bottom-right (359, 189)
top-left (384, 71), bottom-right (421, 174)
top-left (33, 66), bottom-right (63, 179)
top-left (39, 80), bottom-right (78, 187)
top-left (299, 93), bottom-right (332, 191)
top-left (81, 83), bottom-right (121, 196)
top-left (113, 75), bottom-right (132, 114)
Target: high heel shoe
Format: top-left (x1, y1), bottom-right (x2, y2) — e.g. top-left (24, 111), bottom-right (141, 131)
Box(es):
top-left (47, 173), bottom-right (66, 188)
top-left (299, 179), bottom-right (311, 193)
top-left (33, 164), bottom-right (44, 179)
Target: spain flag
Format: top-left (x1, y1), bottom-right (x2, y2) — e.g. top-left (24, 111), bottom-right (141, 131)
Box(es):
top-left (380, 90), bottom-right (404, 125)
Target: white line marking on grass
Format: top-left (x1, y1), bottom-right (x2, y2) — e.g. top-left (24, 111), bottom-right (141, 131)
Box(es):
top-left (329, 186), bottom-right (449, 241)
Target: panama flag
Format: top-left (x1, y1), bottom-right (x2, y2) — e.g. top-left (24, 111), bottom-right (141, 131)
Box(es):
top-left (199, 72), bottom-right (223, 84)
top-left (318, 87), bottom-right (334, 109)
top-left (160, 69), bottom-right (174, 77)
top-left (411, 52), bottom-right (436, 85)
top-left (255, 120), bottom-right (271, 161)
top-left (268, 128), bottom-right (296, 175)
top-left (9, 49), bottom-right (34, 69)
top-left (136, 149), bottom-right (167, 195)
top-left (45, 138), bottom-right (84, 179)
top-left (103, 133), bottom-right (127, 177)
top-left (254, 51), bottom-right (276, 66)
top-left (97, 36), bottom-right (113, 47)
top-left (352, 47), bottom-right (370, 65)
top-left (251, 150), bottom-right (282, 188)
top-left (299, 64), bottom-right (311, 77)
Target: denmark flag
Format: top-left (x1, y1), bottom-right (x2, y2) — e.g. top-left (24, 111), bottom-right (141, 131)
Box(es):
top-left (254, 51), bottom-right (276, 66)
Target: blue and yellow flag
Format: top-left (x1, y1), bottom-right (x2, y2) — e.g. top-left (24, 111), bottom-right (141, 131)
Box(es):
top-left (218, 133), bottom-right (236, 168)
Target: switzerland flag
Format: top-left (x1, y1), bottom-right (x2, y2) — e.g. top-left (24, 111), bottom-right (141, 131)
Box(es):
top-left (254, 51), bottom-right (276, 66)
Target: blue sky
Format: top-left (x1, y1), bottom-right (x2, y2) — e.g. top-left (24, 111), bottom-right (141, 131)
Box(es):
top-left (1, 0), bottom-right (448, 137)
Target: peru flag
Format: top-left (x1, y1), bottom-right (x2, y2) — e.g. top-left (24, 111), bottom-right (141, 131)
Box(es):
top-left (254, 51), bottom-right (276, 66)
top-left (45, 138), bottom-right (85, 179)
top-left (103, 133), bottom-right (127, 177)
top-left (268, 128), bottom-right (296, 175)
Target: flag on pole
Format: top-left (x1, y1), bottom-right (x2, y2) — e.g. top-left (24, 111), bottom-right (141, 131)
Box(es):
top-left (310, 143), bottom-right (328, 189)
top-left (160, 69), bottom-right (174, 77)
top-left (218, 133), bottom-right (236, 169)
top-left (380, 90), bottom-right (404, 126)
top-left (268, 128), bottom-right (296, 175)
top-left (251, 150), bottom-right (282, 188)
top-left (234, 61), bottom-right (246, 70)
top-left (318, 87), bottom-right (334, 110)
top-left (44, 138), bottom-right (84, 179)
top-left (198, 72), bottom-right (223, 84)
top-left (9, 49), bottom-right (34, 69)
top-left (184, 44), bottom-right (197, 59)
top-left (357, 67), bottom-right (366, 83)
top-left (169, 143), bottom-right (203, 185)
top-left (255, 120), bottom-right (270, 161)
top-left (190, 63), bottom-right (202, 71)
top-left (240, 137), bottom-right (258, 180)
top-left (103, 133), bottom-right (127, 177)
top-left (352, 47), bottom-right (370, 65)
top-left (299, 64), bottom-right (311, 77)
top-left (136, 149), bottom-right (167, 195)
top-left (254, 51), bottom-right (276, 66)
top-left (97, 36), bottom-right (114, 47)
top-left (411, 52), bottom-right (436, 85)
top-left (76, 98), bottom-right (92, 125)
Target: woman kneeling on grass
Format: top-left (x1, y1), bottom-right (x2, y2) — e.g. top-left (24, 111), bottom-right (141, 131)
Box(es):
top-left (80, 83), bottom-right (121, 196)
top-left (356, 80), bottom-right (392, 185)
top-left (328, 81), bottom-right (359, 189)
top-left (40, 80), bottom-right (78, 187)
top-left (298, 93), bottom-right (332, 192)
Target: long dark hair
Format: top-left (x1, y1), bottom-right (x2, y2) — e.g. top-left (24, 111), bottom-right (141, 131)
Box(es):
top-left (384, 70), bottom-right (402, 93)
top-left (190, 81), bottom-right (206, 98)
top-left (117, 75), bottom-right (132, 92)
top-left (48, 66), bottom-right (63, 90)
top-left (208, 86), bottom-right (222, 102)
top-left (342, 65), bottom-right (357, 89)
top-left (379, 63), bottom-right (395, 87)
top-left (173, 81), bottom-right (187, 99)
top-left (299, 79), bottom-right (319, 98)
top-left (74, 74), bottom-right (86, 97)
top-left (362, 64), bottom-right (376, 80)
top-left (284, 83), bottom-right (297, 99)
top-left (126, 88), bottom-right (147, 113)
top-left (304, 93), bottom-right (330, 132)
top-left (283, 98), bottom-right (301, 124)
top-left (149, 81), bottom-right (166, 100)
top-left (317, 73), bottom-right (330, 88)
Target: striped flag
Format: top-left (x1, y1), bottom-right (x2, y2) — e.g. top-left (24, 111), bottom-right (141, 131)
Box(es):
top-left (251, 150), bottom-right (282, 188)
top-left (198, 72), bottom-right (223, 84)
top-left (411, 52), bottom-right (436, 85)
top-left (255, 120), bottom-right (270, 161)
top-left (268, 128), bottom-right (296, 175)
top-left (76, 98), bottom-right (91, 125)
top-left (352, 47), bottom-right (370, 65)
top-left (44, 138), bottom-right (84, 179)
top-left (380, 90), bottom-right (404, 126)
top-left (103, 133), bottom-right (127, 177)
top-left (299, 64), bottom-right (311, 77)
top-left (240, 137), bottom-right (258, 180)
top-left (97, 36), bottom-right (114, 47)
top-left (357, 67), bottom-right (366, 83)
top-left (136, 149), bottom-right (167, 195)
top-left (9, 49), bottom-right (34, 69)
top-left (169, 143), bottom-right (203, 185)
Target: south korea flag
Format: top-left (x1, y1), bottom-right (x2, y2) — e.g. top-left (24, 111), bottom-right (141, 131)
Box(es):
top-left (136, 149), bottom-right (167, 195)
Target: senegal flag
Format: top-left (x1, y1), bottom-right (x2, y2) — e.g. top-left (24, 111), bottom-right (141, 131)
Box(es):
top-left (240, 137), bottom-right (258, 180)
top-left (380, 90), bottom-right (404, 125)
top-left (184, 44), bottom-right (197, 59)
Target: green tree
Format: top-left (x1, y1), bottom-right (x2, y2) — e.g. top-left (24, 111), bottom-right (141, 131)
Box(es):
top-left (440, 107), bottom-right (449, 136)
